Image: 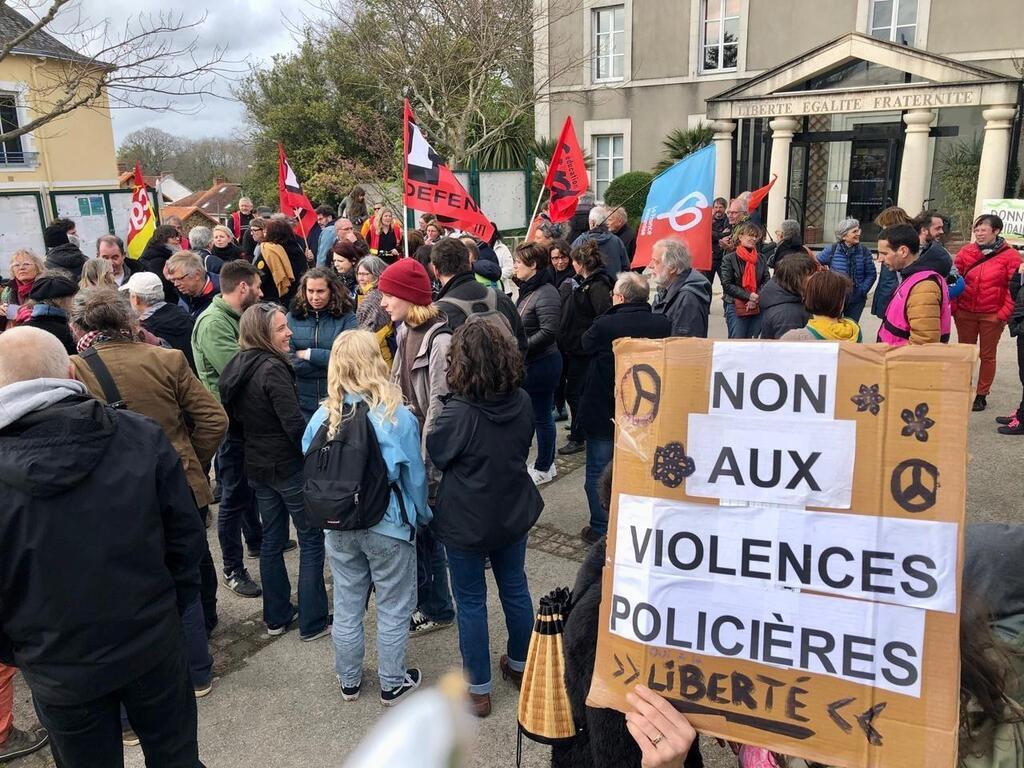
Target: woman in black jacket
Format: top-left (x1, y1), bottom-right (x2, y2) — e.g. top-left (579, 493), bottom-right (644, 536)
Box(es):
top-left (758, 253), bottom-right (818, 340)
top-left (218, 303), bottom-right (329, 641)
top-left (720, 221), bottom-right (770, 339)
top-left (514, 241), bottom-right (563, 486)
top-left (139, 224), bottom-right (181, 303)
top-left (549, 238), bottom-right (575, 422)
top-left (560, 240), bottom-right (613, 456)
top-left (211, 225), bottom-right (243, 263)
top-left (425, 318), bottom-right (542, 718)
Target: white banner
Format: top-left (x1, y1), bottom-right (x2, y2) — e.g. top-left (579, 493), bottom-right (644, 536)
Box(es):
top-left (616, 494), bottom-right (958, 613)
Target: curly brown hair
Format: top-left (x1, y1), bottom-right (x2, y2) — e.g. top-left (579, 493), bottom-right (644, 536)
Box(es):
top-left (571, 239), bottom-right (603, 272)
top-left (264, 218), bottom-right (296, 245)
top-left (446, 316), bottom-right (524, 400)
top-left (290, 266), bottom-right (354, 319)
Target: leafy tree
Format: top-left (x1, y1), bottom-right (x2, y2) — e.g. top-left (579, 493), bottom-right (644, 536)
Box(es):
top-left (653, 126), bottom-right (714, 173)
top-left (605, 171), bottom-right (654, 227)
top-left (116, 128), bottom-right (182, 175)
top-left (117, 130), bottom-right (253, 192)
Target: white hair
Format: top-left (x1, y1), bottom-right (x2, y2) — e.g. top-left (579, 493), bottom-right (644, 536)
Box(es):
top-left (780, 219), bottom-right (801, 240)
top-left (614, 271), bottom-right (649, 303)
top-left (589, 204), bottom-right (609, 229)
top-left (835, 218), bottom-right (860, 240)
top-left (655, 238), bottom-right (692, 274)
top-left (0, 326), bottom-right (70, 387)
top-left (189, 226), bottom-right (213, 250)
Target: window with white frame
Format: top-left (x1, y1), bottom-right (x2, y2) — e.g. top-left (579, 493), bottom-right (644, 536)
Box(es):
top-left (869, 0), bottom-right (917, 45)
top-left (592, 5), bottom-right (624, 82)
top-left (593, 134), bottom-right (624, 200)
top-left (0, 95), bottom-right (26, 165)
top-left (701, 0), bottom-right (740, 72)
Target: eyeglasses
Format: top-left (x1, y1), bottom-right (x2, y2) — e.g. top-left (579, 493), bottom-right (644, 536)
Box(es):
top-left (11, 262), bottom-right (34, 269)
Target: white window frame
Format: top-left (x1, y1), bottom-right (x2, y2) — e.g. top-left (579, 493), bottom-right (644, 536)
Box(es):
top-left (584, 118), bottom-right (631, 202)
top-left (582, 0), bottom-right (632, 88)
top-left (867, 0), bottom-right (919, 45)
top-left (591, 4), bottom-right (625, 83)
top-left (0, 81), bottom-right (37, 172)
top-left (592, 134), bottom-right (624, 201)
top-left (699, 0), bottom-right (741, 74)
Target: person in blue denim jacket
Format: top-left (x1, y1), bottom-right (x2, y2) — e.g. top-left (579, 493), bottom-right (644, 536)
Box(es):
top-left (817, 218), bottom-right (877, 323)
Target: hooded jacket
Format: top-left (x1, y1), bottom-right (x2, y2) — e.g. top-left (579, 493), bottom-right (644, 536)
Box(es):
top-left (139, 240), bottom-right (179, 304)
top-left (426, 389), bottom-right (543, 553)
top-left (954, 239), bottom-right (1021, 321)
top-left (571, 228), bottom-right (630, 277)
top-left (288, 308), bottom-right (358, 419)
top-left (142, 302), bottom-right (196, 371)
top-left (219, 349), bottom-right (306, 485)
top-left (653, 268), bottom-right (711, 338)
top-left (879, 247), bottom-right (950, 345)
top-left (191, 295), bottom-right (242, 401)
top-left (758, 279), bottom-right (810, 340)
top-left (44, 242), bottom-right (87, 282)
top-left (578, 302), bottom-right (671, 440)
top-left (0, 380), bottom-right (204, 705)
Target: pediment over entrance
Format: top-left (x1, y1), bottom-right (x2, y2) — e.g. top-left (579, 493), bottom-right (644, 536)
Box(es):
top-left (706, 33), bottom-right (1018, 120)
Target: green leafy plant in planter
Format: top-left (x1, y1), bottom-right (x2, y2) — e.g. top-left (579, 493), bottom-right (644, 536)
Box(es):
top-left (653, 125), bottom-right (714, 173)
top-left (604, 171), bottom-right (654, 228)
top-left (936, 137), bottom-right (982, 237)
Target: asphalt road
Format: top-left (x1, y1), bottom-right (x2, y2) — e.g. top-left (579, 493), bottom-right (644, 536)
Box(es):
top-left (8, 301), bottom-right (1021, 768)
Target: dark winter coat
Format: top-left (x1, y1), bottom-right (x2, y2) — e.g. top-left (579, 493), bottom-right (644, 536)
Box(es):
top-left (287, 309), bottom-right (357, 419)
top-left (218, 349), bottom-right (306, 485)
top-left (577, 302), bottom-right (671, 440)
top-left (817, 241), bottom-right (877, 305)
top-left (25, 305), bottom-right (75, 354)
top-left (560, 269), bottom-right (614, 357)
top-left (567, 200), bottom-right (594, 245)
top-left (758, 279), bottom-right (810, 340)
top-left (0, 391), bottom-right (204, 705)
top-left (653, 268), bottom-right (711, 338)
top-left (210, 242), bottom-right (242, 264)
top-left (44, 242), bottom-right (87, 282)
top-left (178, 276), bottom-right (219, 320)
top-left (517, 271), bottom-right (561, 363)
top-left (571, 228), bottom-right (630, 277)
top-left (552, 265), bottom-right (576, 291)
top-left (143, 302), bottom-right (196, 371)
top-left (1009, 272), bottom-right (1024, 337)
top-left (710, 214), bottom-right (730, 268)
top-left (426, 389), bottom-right (542, 553)
top-left (613, 222), bottom-right (637, 263)
top-left (721, 248), bottom-right (770, 303)
top-left (282, 237), bottom-right (310, 305)
top-left (435, 271), bottom-right (528, 352)
top-left (139, 240), bottom-right (180, 304)
top-left (768, 236), bottom-right (812, 269)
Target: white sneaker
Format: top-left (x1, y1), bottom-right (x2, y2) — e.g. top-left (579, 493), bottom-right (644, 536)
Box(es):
top-left (529, 466), bottom-right (557, 486)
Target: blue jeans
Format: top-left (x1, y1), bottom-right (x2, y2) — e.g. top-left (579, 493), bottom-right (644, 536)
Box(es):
top-left (585, 438), bottom-right (614, 535)
top-left (215, 434), bottom-right (262, 577)
top-left (446, 535), bottom-right (533, 694)
top-left (725, 302), bottom-right (762, 338)
top-left (325, 529), bottom-right (416, 690)
top-left (523, 352), bottom-right (561, 472)
top-left (844, 298), bottom-right (866, 324)
top-left (253, 471), bottom-right (328, 637)
top-left (417, 522), bottom-right (454, 622)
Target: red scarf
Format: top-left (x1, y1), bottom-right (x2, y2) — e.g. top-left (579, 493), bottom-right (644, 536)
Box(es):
top-left (736, 246), bottom-right (759, 295)
top-left (15, 278), bottom-right (33, 304)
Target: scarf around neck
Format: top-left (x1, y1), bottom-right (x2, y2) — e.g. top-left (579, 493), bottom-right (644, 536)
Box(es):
top-left (736, 245), bottom-right (760, 295)
top-left (806, 315), bottom-right (862, 342)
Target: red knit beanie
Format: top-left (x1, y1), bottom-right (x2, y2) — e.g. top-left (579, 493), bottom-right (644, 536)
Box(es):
top-left (377, 258), bottom-right (433, 306)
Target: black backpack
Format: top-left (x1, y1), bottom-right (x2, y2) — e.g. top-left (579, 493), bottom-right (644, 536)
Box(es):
top-left (303, 401), bottom-right (408, 533)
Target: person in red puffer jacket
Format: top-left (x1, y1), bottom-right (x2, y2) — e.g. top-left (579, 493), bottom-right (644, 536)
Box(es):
top-left (953, 214), bottom-right (1023, 412)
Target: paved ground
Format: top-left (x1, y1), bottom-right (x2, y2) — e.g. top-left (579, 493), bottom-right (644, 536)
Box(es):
top-left (8, 300), bottom-right (1022, 768)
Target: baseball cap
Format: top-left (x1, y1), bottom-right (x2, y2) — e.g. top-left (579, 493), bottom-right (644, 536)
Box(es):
top-left (119, 271), bottom-right (164, 295)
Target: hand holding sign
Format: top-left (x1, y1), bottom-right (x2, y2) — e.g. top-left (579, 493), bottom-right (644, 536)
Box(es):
top-left (625, 685), bottom-right (698, 768)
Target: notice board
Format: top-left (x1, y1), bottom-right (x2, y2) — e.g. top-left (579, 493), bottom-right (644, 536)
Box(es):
top-left (587, 338), bottom-right (977, 768)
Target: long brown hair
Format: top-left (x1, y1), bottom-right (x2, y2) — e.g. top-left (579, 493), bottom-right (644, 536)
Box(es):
top-left (446, 317), bottom-right (523, 400)
top-left (238, 302), bottom-right (289, 362)
top-left (290, 266), bottom-right (354, 319)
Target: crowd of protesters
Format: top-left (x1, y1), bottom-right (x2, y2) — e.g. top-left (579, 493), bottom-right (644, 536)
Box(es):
top-left (0, 180), bottom-right (1022, 768)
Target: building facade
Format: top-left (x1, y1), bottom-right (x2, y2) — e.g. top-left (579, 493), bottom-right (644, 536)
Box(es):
top-left (536, 0), bottom-right (1023, 240)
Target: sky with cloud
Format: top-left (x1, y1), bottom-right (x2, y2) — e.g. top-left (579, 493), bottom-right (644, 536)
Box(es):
top-left (34, 0), bottom-right (330, 145)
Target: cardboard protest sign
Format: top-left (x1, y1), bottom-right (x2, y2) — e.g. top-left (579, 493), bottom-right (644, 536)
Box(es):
top-left (587, 339), bottom-right (977, 768)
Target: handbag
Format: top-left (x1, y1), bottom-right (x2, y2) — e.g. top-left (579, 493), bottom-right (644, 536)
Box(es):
top-left (734, 297), bottom-right (760, 317)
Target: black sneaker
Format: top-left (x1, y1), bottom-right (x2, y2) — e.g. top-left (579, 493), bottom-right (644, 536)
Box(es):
top-left (247, 539), bottom-right (297, 559)
top-left (224, 569), bottom-right (262, 598)
top-left (0, 727), bottom-right (49, 761)
top-left (300, 615), bottom-right (333, 642)
top-left (558, 440), bottom-right (585, 455)
top-left (267, 608), bottom-right (298, 637)
top-left (409, 610), bottom-right (453, 637)
top-left (997, 417), bottom-right (1024, 435)
top-left (972, 395), bottom-right (987, 412)
top-left (380, 668), bottom-right (421, 706)
top-left (340, 681), bottom-right (361, 702)
top-left (122, 726), bottom-right (140, 747)
top-left (580, 526), bottom-right (603, 545)
top-left (996, 409), bottom-right (1019, 426)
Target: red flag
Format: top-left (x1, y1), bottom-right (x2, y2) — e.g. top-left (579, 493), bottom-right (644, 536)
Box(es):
top-left (747, 174), bottom-right (778, 213)
top-left (278, 144), bottom-right (317, 237)
top-left (403, 100), bottom-right (494, 242)
top-left (543, 117), bottom-right (589, 224)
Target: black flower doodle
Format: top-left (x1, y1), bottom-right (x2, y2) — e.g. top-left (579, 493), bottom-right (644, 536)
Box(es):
top-left (900, 403), bottom-right (935, 442)
top-left (651, 442), bottom-right (695, 488)
top-left (851, 384), bottom-right (885, 415)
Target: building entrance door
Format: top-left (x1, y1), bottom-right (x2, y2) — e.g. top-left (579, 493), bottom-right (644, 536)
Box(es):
top-left (847, 134), bottom-right (901, 241)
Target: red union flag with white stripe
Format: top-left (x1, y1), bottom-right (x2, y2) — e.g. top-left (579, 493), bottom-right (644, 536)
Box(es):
top-left (126, 161), bottom-right (155, 260)
top-left (403, 100), bottom-right (494, 241)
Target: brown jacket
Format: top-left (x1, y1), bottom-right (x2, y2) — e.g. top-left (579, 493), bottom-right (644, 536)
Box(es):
top-left (906, 277), bottom-right (943, 345)
top-left (71, 341), bottom-right (227, 507)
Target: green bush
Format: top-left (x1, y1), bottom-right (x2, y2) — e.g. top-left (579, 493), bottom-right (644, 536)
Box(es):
top-left (604, 171), bottom-right (654, 227)
top-left (936, 138), bottom-right (982, 237)
top-left (653, 126), bottom-right (714, 173)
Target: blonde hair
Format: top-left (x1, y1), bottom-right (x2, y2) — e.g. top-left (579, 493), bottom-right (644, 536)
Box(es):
top-left (213, 224), bottom-right (235, 242)
top-left (325, 329), bottom-right (403, 438)
top-left (79, 257), bottom-right (116, 290)
top-left (405, 303), bottom-right (439, 327)
top-left (9, 249), bottom-right (44, 275)
top-left (373, 207), bottom-right (394, 234)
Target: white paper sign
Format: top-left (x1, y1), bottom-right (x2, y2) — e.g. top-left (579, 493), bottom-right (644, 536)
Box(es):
top-left (615, 494), bottom-right (958, 613)
top-left (686, 413), bottom-right (856, 508)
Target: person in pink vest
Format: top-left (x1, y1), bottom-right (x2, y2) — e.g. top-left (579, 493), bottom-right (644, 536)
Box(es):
top-left (876, 223), bottom-right (951, 347)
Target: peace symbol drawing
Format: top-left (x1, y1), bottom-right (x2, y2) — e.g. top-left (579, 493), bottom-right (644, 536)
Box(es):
top-left (619, 364), bottom-right (662, 426)
top-left (889, 459), bottom-right (939, 513)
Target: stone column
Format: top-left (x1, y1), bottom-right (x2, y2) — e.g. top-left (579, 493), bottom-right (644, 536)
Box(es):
top-left (766, 117), bottom-right (800, 236)
top-left (897, 109), bottom-right (934, 215)
top-left (975, 105), bottom-right (1018, 217)
top-left (711, 120), bottom-right (736, 202)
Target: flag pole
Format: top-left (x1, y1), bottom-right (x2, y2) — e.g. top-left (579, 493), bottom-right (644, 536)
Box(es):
top-left (526, 187), bottom-right (547, 241)
top-left (403, 203), bottom-right (410, 260)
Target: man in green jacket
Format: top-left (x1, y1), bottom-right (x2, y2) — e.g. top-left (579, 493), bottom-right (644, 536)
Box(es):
top-left (191, 260), bottom-right (266, 598)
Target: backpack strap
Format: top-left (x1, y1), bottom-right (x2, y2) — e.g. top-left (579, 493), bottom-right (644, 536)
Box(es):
top-left (390, 481), bottom-right (414, 542)
top-left (79, 347), bottom-right (127, 409)
top-left (437, 287), bottom-right (498, 318)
